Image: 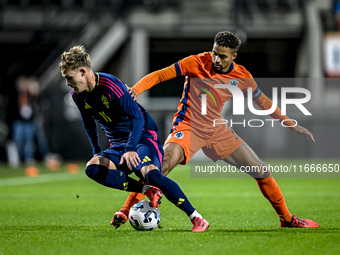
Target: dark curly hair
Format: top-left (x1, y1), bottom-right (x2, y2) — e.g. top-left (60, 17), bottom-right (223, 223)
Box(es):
top-left (214, 31), bottom-right (241, 52)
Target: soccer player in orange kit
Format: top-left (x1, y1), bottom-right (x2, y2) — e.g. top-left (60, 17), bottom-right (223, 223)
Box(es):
top-left (110, 31), bottom-right (319, 229)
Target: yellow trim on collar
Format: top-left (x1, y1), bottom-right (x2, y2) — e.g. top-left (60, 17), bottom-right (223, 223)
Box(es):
top-left (96, 73), bottom-right (100, 86)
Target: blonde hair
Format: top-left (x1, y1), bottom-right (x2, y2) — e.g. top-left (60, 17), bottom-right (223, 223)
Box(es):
top-left (59, 45), bottom-right (92, 73)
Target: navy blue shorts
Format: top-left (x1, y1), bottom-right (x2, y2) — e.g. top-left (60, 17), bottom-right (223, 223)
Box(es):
top-left (97, 138), bottom-right (164, 179)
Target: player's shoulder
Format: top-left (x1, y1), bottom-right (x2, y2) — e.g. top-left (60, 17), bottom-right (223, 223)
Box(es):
top-left (189, 52), bottom-right (211, 63)
top-left (180, 52), bottom-right (211, 64)
top-left (97, 72), bottom-right (123, 85)
top-left (96, 72), bottom-right (126, 95)
top-left (178, 52), bottom-right (212, 75)
top-left (232, 62), bottom-right (253, 78)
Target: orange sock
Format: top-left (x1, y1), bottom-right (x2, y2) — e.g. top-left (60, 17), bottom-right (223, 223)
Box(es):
top-left (120, 192), bottom-right (145, 212)
top-left (256, 174), bottom-right (292, 222)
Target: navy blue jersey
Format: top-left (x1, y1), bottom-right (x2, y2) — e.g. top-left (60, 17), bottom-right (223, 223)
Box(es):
top-left (72, 72), bottom-right (159, 155)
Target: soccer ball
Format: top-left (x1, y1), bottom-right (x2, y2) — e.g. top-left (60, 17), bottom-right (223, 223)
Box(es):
top-left (128, 200), bottom-right (161, 231)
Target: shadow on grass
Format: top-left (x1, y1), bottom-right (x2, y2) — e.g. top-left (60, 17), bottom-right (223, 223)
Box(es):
top-left (205, 228), bottom-right (340, 234)
top-left (1, 225), bottom-right (339, 234)
top-left (141, 227), bottom-right (340, 234)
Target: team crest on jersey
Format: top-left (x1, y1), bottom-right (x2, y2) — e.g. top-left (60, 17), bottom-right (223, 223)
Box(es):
top-left (101, 95), bottom-right (109, 108)
top-left (229, 79), bottom-right (239, 87)
top-left (174, 131), bottom-right (184, 139)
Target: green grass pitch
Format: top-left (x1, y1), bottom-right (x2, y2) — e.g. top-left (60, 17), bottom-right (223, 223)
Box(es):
top-left (0, 159), bottom-right (339, 255)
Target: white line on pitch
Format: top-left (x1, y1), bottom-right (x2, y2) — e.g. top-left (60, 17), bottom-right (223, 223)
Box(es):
top-left (0, 172), bottom-right (84, 187)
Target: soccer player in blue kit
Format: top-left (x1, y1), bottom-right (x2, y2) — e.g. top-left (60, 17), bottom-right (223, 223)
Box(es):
top-left (59, 45), bottom-right (209, 232)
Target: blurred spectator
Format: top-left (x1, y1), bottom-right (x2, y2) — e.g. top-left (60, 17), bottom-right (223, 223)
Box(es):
top-left (10, 76), bottom-right (54, 167)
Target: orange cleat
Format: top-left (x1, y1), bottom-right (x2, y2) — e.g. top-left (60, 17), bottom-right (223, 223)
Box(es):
top-left (145, 186), bottom-right (162, 208)
top-left (280, 214), bottom-right (319, 228)
top-left (109, 210), bottom-right (128, 229)
top-left (191, 217), bottom-right (209, 232)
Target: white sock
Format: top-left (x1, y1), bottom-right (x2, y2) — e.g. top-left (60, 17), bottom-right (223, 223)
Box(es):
top-left (142, 185), bottom-right (152, 194)
top-left (189, 210), bottom-right (203, 221)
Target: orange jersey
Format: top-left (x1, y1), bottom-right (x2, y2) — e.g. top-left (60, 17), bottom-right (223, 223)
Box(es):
top-left (133, 52), bottom-right (295, 129)
top-left (175, 52), bottom-right (258, 130)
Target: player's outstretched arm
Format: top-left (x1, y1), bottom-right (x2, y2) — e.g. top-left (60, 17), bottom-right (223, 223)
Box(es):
top-left (132, 64), bottom-right (178, 95)
top-left (290, 125), bottom-right (315, 143)
top-left (253, 93), bottom-right (315, 143)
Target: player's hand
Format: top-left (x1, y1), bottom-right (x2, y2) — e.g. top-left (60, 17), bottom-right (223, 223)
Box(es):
top-left (120, 151), bottom-right (141, 170)
top-left (290, 125), bottom-right (315, 143)
top-left (128, 87), bottom-right (137, 101)
top-left (125, 84), bottom-right (137, 101)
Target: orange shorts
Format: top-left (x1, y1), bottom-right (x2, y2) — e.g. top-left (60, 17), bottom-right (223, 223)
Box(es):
top-left (164, 122), bottom-right (244, 164)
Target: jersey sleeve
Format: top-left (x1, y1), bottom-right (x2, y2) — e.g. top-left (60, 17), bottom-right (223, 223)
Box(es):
top-left (253, 92), bottom-right (296, 128)
top-left (80, 113), bottom-right (102, 155)
top-left (72, 92), bottom-right (101, 155)
top-left (132, 64), bottom-right (178, 95)
top-left (242, 72), bottom-right (295, 128)
top-left (177, 54), bottom-right (201, 76)
top-left (132, 54), bottom-right (202, 95)
top-left (241, 71), bottom-right (261, 98)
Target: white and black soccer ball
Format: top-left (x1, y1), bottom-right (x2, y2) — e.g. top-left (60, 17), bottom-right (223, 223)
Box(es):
top-left (128, 200), bottom-right (161, 231)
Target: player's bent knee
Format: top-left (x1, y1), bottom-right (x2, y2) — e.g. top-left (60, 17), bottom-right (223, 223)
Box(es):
top-left (84, 164), bottom-right (109, 183)
top-left (85, 164), bottom-right (125, 189)
top-left (141, 164), bottom-right (159, 178)
top-left (249, 163), bottom-right (271, 179)
top-left (161, 156), bottom-right (182, 176)
top-left (86, 156), bottom-right (116, 169)
top-left (86, 156), bottom-right (101, 167)
top-left (162, 143), bottom-right (185, 176)
top-left (161, 160), bottom-right (171, 176)
top-left (85, 164), bottom-right (100, 180)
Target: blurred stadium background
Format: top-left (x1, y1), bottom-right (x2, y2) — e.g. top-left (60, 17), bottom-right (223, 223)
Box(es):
top-left (0, 0), bottom-right (339, 166)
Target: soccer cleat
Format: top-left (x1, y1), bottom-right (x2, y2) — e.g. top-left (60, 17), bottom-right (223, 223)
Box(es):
top-left (191, 217), bottom-right (209, 232)
top-left (109, 210), bottom-right (128, 229)
top-left (280, 214), bottom-right (319, 228)
top-left (145, 186), bottom-right (163, 207)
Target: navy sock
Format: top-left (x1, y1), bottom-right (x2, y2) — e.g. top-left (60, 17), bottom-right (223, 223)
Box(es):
top-left (145, 169), bottom-right (195, 216)
top-left (85, 164), bottom-right (144, 192)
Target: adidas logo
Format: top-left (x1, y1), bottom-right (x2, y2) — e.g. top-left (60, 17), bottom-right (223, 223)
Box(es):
top-left (177, 198), bottom-right (185, 206)
top-left (142, 156), bottom-right (151, 164)
top-left (123, 182), bottom-right (128, 191)
top-left (85, 103), bottom-right (91, 109)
